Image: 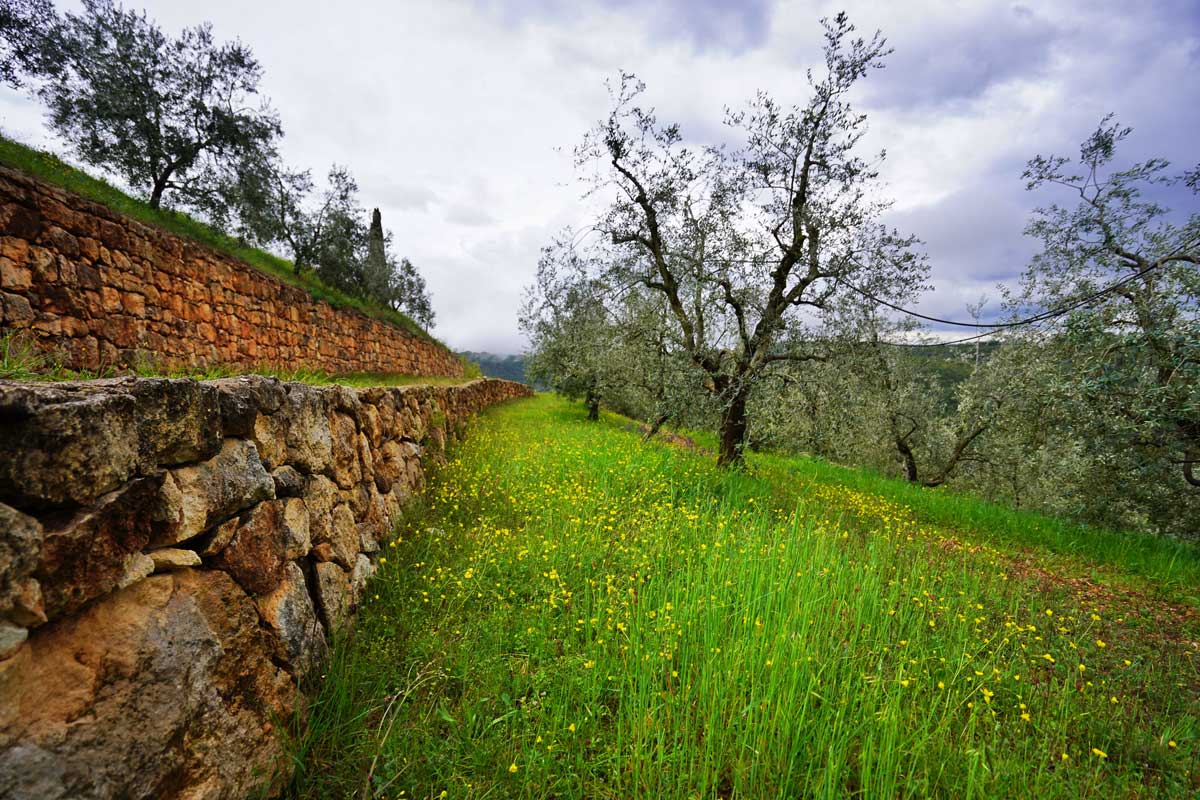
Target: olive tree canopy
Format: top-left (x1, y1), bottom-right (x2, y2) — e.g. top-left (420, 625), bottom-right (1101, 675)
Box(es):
top-left (25, 0), bottom-right (280, 212)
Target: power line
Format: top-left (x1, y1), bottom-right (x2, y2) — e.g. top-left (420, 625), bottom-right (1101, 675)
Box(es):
top-left (836, 261), bottom-right (1164, 329)
top-left (870, 262), bottom-right (1180, 348)
top-left (662, 245), bottom-right (1168, 331)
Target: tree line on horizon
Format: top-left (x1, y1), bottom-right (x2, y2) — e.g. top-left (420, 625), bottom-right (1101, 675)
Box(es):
top-left (521, 14), bottom-right (1199, 539)
top-left (0, 0), bottom-right (434, 329)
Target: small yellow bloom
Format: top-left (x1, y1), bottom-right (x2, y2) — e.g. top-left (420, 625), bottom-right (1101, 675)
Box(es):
top-left (508, 763), bottom-right (518, 773)
top-left (1168, 740), bottom-right (1177, 748)
top-left (937, 681), bottom-right (945, 690)
top-left (1095, 639), bottom-right (1106, 648)
top-left (1092, 748), bottom-right (1107, 759)
top-left (1020, 712), bottom-right (1031, 722)
top-left (567, 723), bottom-right (576, 732)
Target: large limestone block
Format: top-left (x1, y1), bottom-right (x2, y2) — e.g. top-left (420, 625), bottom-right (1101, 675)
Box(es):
top-left (280, 387), bottom-right (332, 474)
top-left (281, 497), bottom-right (311, 559)
top-left (156, 439), bottom-right (274, 546)
top-left (124, 378), bottom-right (222, 466)
top-left (37, 475), bottom-right (163, 622)
top-left (301, 474), bottom-right (336, 545)
top-left (373, 439), bottom-right (405, 493)
top-left (255, 562), bottom-right (327, 677)
top-left (324, 504), bottom-right (359, 568)
top-left (0, 383), bottom-right (138, 507)
top-left (328, 411), bottom-right (361, 489)
top-left (210, 375), bottom-right (286, 438)
top-left (312, 561), bottom-right (351, 633)
top-left (358, 402), bottom-right (382, 448)
top-left (0, 379), bottom-right (221, 508)
top-left (0, 570), bottom-right (294, 800)
top-left (250, 411), bottom-right (286, 467)
top-left (210, 498), bottom-right (308, 597)
top-left (0, 503), bottom-right (44, 628)
top-left (304, 477), bottom-right (359, 567)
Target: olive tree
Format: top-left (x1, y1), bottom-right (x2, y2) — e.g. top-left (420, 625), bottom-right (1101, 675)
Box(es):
top-left (25, 0), bottom-right (280, 212)
top-left (1013, 118), bottom-right (1199, 512)
top-left (570, 14), bottom-right (927, 465)
top-left (521, 239), bottom-right (617, 420)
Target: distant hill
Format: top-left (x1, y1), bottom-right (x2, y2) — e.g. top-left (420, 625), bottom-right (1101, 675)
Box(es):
top-left (460, 351), bottom-right (527, 384)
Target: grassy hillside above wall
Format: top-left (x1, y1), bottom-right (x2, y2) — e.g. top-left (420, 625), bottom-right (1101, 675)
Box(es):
top-left (0, 134), bottom-right (439, 344)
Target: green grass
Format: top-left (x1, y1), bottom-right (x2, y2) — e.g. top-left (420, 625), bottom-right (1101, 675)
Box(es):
top-left (666, 420), bottom-right (1200, 606)
top-left (0, 133), bottom-right (439, 343)
top-left (287, 394), bottom-right (1200, 799)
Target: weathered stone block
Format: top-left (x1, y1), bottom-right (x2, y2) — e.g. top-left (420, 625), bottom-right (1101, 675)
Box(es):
top-left (36, 474), bottom-right (164, 622)
top-left (270, 465), bottom-right (304, 498)
top-left (312, 561), bottom-right (351, 633)
top-left (255, 562), bottom-right (326, 677)
top-left (148, 548), bottom-right (201, 571)
top-left (125, 378), bottom-right (222, 466)
top-left (0, 571), bottom-right (294, 800)
top-left (157, 439), bottom-right (274, 546)
top-left (0, 504), bottom-right (44, 628)
top-left (328, 411), bottom-right (360, 489)
top-left (325, 504), bottom-right (359, 568)
top-left (349, 554), bottom-right (377, 606)
top-left (211, 375), bottom-right (286, 439)
top-left (0, 383), bottom-right (139, 507)
top-left (280, 388), bottom-right (332, 474)
top-left (281, 498), bottom-right (311, 560)
top-left (210, 500), bottom-right (287, 597)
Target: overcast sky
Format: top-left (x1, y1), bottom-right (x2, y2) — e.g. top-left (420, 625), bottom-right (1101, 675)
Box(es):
top-left (2, 0), bottom-right (1197, 353)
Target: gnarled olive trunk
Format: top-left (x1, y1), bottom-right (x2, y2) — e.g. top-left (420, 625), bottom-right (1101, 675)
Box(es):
top-left (717, 387), bottom-right (750, 468)
top-left (895, 436), bottom-right (919, 483)
top-left (585, 389), bottom-right (600, 421)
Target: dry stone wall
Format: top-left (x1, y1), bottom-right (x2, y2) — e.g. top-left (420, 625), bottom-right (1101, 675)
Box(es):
top-left (0, 375), bottom-right (531, 799)
top-left (0, 166), bottom-right (464, 376)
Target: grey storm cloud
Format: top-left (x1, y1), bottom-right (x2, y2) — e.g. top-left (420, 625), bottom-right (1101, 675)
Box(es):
top-left (472, 0), bottom-right (774, 53)
top-left (862, 5), bottom-right (1059, 110)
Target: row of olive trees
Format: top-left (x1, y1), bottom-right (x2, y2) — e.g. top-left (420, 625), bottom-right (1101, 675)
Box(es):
top-left (0, 0), bottom-right (433, 328)
top-left (523, 15), bottom-right (1198, 537)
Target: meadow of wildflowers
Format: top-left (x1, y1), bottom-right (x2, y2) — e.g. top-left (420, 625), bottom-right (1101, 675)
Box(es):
top-left (289, 395), bottom-right (1199, 799)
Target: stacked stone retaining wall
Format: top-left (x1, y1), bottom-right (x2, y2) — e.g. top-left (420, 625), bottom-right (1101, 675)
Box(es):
top-left (0, 375), bottom-right (531, 799)
top-left (0, 166), bottom-right (464, 376)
